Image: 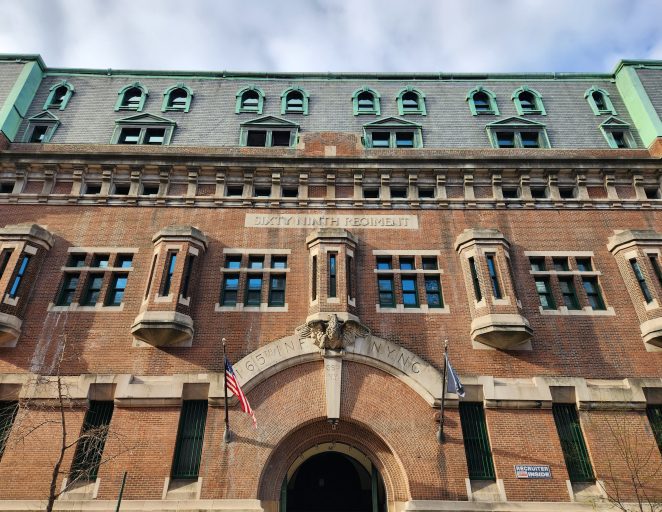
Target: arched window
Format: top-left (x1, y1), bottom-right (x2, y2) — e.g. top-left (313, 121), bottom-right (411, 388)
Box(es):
top-left (396, 87), bottom-right (426, 115)
top-left (281, 87), bottom-right (310, 115)
top-left (115, 82), bottom-right (148, 112)
top-left (584, 86), bottom-right (616, 116)
top-left (512, 86), bottom-right (546, 115)
top-left (466, 87), bottom-right (499, 116)
top-left (43, 81), bottom-right (75, 110)
top-left (235, 86), bottom-right (265, 114)
top-left (352, 87), bottom-right (381, 115)
top-left (162, 84), bottom-right (193, 112)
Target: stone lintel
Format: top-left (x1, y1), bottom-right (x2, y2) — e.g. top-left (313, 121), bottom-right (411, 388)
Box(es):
top-left (639, 317), bottom-right (662, 348)
top-left (130, 311), bottom-right (195, 347)
top-left (470, 314), bottom-right (533, 350)
top-left (151, 225), bottom-right (208, 251)
top-left (454, 228), bottom-right (509, 253)
top-left (0, 223), bottom-right (54, 249)
top-left (305, 227), bottom-right (358, 248)
top-left (0, 312), bottom-right (22, 347)
top-left (607, 228), bottom-right (662, 254)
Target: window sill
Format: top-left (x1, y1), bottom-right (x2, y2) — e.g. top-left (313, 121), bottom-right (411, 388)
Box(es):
top-left (539, 306), bottom-right (615, 316)
top-left (376, 304), bottom-right (450, 314)
top-left (214, 303), bottom-right (288, 313)
top-left (47, 303), bottom-right (125, 312)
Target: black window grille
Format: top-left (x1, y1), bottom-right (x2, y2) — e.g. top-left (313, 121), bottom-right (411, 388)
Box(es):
top-left (70, 401), bottom-right (114, 481)
top-left (0, 401), bottom-right (18, 460)
top-left (172, 400), bottom-right (208, 479)
top-left (552, 404), bottom-right (595, 483)
top-left (459, 403), bottom-right (496, 480)
top-left (647, 405), bottom-right (662, 455)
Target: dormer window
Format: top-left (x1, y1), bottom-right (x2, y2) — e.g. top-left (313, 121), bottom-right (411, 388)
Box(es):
top-left (281, 87), bottom-right (309, 115)
top-left (162, 84), bottom-right (193, 113)
top-left (23, 111), bottom-right (60, 143)
top-left (44, 81), bottom-right (75, 110)
top-left (599, 116), bottom-right (635, 149)
top-left (363, 117), bottom-right (423, 148)
top-left (352, 87), bottom-right (381, 115)
top-left (235, 86), bottom-right (265, 114)
top-left (115, 83), bottom-right (148, 112)
top-left (512, 86), bottom-right (546, 115)
top-left (397, 87), bottom-right (426, 115)
top-left (112, 113), bottom-right (176, 145)
top-left (466, 87), bottom-right (499, 116)
top-left (584, 86), bottom-right (616, 116)
top-left (486, 117), bottom-right (550, 149)
top-left (240, 116), bottom-right (299, 147)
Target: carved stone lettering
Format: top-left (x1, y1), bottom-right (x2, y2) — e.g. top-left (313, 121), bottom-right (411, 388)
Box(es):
top-left (245, 214), bottom-right (419, 230)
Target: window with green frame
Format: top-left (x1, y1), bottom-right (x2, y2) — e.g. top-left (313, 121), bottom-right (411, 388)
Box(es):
top-left (44, 80), bottom-right (75, 110)
top-left (70, 401), bottom-right (114, 481)
top-left (112, 113), bottom-right (177, 145)
top-left (396, 87), bottom-right (427, 115)
top-left (23, 111), bottom-right (60, 143)
top-left (552, 404), bottom-right (595, 483)
top-left (0, 401), bottom-right (18, 460)
top-left (162, 84), bottom-right (194, 113)
top-left (352, 87), bottom-right (381, 115)
top-left (114, 82), bottom-right (148, 112)
top-left (512, 86), bottom-right (546, 115)
top-left (240, 116), bottom-right (299, 147)
top-left (647, 404), bottom-right (662, 455)
top-left (363, 118), bottom-right (423, 148)
top-left (281, 87), bottom-right (310, 115)
top-left (459, 402), bottom-right (496, 480)
top-left (466, 87), bottom-right (500, 116)
top-left (235, 86), bottom-right (265, 114)
top-left (584, 86), bottom-right (616, 116)
top-left (599, 117), bottom-right (635, 149)
top-left (485, 117), bottom-right (550, 149)
top-left (172, 400), bottom-right (208, 479)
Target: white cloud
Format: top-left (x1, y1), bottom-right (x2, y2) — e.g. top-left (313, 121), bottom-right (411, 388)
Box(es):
top-left (0, 0), bottom-right (660, 72)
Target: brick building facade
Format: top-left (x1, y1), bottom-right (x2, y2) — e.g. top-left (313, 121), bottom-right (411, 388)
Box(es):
top-left (0, 54), bottom-right (661, 511)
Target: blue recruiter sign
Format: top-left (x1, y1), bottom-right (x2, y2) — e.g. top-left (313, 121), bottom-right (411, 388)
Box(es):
top-left (515, 465), bottom-right (552, 479)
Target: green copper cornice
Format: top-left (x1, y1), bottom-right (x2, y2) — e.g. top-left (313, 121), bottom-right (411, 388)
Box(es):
top-left (615, 64), bottom-right (662, 148)
top-left (0, 60), bottom-right (43, 141)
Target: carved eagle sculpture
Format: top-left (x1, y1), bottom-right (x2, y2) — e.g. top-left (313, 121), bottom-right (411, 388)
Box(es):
top-left (296, 314), bottom-right (370, 351)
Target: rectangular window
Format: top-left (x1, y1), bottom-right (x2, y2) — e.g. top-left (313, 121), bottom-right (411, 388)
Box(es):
top-left (552, 404), bottom-right (595, 483)
top-left (376, 257), bottom-right (392, 270)
top-left (378, 276), bottom-right (395, 308)
top-left (181, 255), bottom-right (196, 299)
top-left (520, 132), bottom-right (540, 148)
top-left (401, 276), bottom-right (419, 308)
top-left (105, 274), bottom-right (128, 307)
top-left (145, 254), bottom-right (158, 299)
top-left (399, 257), bottom-right (415, 270)
top-left (245, 276), bottom-right (262, 306)
top-left (575, 258), bottom-right (593, 272)
top-left (649, 255), bottom-right (662, 288)
top-left (395, 132), bottom-right (414, 148)
top-left (161, 251), bottom-right (177, 296)
top-left (418, 187), bottom-right (434, 199)
top-left (0, 249), bottom-right (13, 279)
top-left (115, 254), bottom-right (133, 269)
top-left (459, 403), bottom-right (496, 480)
top-left (268, 275), bottom-right (286, 307)
top-left (647, 404), bottom-right (662, 455)
top-left (529, 257), bottom-right (546, 271)
top-left (70, 401), bottom-right (114, 481)
top-left (225, 255), bottom-right (242, 269)
top-left (363, 188), bottom-right (379, 199)
top-left (91, 254), bottom-right (110, 268)
top-left (424, 276), bottom-right (443, 308)
top-left (0, 401), bottom-right (18, 460)
top-left (226, 185), bottom-right (243, 197)
top-left (612, 131), bottom-right (627, 148)
top-left (272, 131), bottom-right (291, 147)
top-left (559, 277), bottom-right (580, 310)
top-left (535, 278), bottom-right (556, 310)
top-left (630, 259), bottom-right (653, 303)
top-left (553, 257), bottom-right (569, 271)
top-left (248, 256), bottom-right (264, 269)
top-left (57, 273), bottom-right (80, 306)
top-left (144, 128), bottom-right (165, 145)
top-left (422, 257), bottom-right (438, 270)
top-left (390, 187), bottom-right (407, 199)
top-left (118, 127), bottom-right (140, 144)
top-left (68, 253), bottom-right (87, 268)
top-left (311, 256), bottom-right (317, 301)
top-left (282, 187), bottom-right (298, 198)
top-left (486, 254), bottom-right (502, 299)
top-left (496, 131), bottom-right (515, 148)
top-left (246, 130), bottom-right (267, 147)
top-left (221, 274), bottom-right (239, 306)
top-left (582, 277), bottom-right (606, 310)
top-left (468, 257), bottom-right (482, 302)
top-left (371, 132), bottom-right (390, 148)
top-left (271, 256), bottom-right (287, 269)
top-left (347, 256), bottom-right (354, 299)
top-left (172, 401), bottom-right (208, 479)
top-left (29, 125), bottom-right (49, 143)
top-left (328, 253), bottom-right (337, 298)
top-left (81, 274), bottom-right (104, 306)
top-left (502, 187), bottom-right (519, 199)
top-left (9, 255), bottom-right (30, 299)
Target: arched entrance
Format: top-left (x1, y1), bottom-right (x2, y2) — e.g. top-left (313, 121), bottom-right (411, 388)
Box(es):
top-left (280, 443), bottom-right (386, 512)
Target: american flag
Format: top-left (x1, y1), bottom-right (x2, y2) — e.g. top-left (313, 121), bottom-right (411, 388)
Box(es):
top-left (225, 358), bottom-right (257, 428)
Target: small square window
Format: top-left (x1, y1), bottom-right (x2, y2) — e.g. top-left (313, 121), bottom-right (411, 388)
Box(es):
top-left (248, 256), bottom-right (264, 269)
top-left (225, 255), bottom-right (242, 269)
top-left (371, 132), bottom-right (390, 148)
top-left (141, 184), bottom-right (159, 196)
top-left (113, 184), bottom-right (130, 195)
top-left (116, 254), bottom-right (133, 268)
top-left (575, 258), bottom-right (592, 272)
top-left (118, 128), bottom-right (141, 144)
top-left (390, 187), bottom-right (407, 199)
top-left (91, 254), bottom-right (110, 268)
top-left (29, 125), bottom-right (49, 143)
top-left (422, 257), bottom-right (438, 270)
top-left (559, 187), bottom-right (576, 199)
top-left (418, 187), bottom-right (434, 199)
top-left (85, 184), bottom-right (102, 195)
top-left (611, 131), bottom-right (628, 149)
top-left (271, 256), bottom-right (287, 269)
top-left (520, 132), bottom-right (540, 148)
top-left (399, 257), bottom-right (415, 270)
top-left (0, 182), bottom-right (13, 194)
top-left (226, 185), bottom-right (243, 197)
top-left (68, 254), bottom-right (87, 268)
top-left (282, 187), bottom-right (298, 198)
top-left (272, 131), bottom-right (291, 147)
top-left (502, 187), bottom-right (519, 199)
top-left (645, 187), bottom-right (660, 200)
top-left (246, 130), bottom-right (267, 147)
top-left (376, 257), bottom-right (392, 270)
top-left (395, 132), bottom-right (414, 148)
top-left (553, 257), bottom-right (569, 271)
top-left (254, 186), bottom-right (271, 197)
top-left (144, 128), bottom-right (166, 145)
top-left (496, 132), bottom-right (515, 148)
top-left (529, 257), bottom-right (545, 271)
top-left (363, 188), bottom-right (379, 199)
top-left (531, 186), bottom-right (548, 199)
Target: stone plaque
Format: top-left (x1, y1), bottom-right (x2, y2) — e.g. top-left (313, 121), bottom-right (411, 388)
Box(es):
top-left (245, 213), bottom-right (419, 229)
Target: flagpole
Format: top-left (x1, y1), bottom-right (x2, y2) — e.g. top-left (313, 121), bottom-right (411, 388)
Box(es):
top-left (437, 339), bottom-right (448, 443)
top-left (222, 337), bottom-right (231, 443)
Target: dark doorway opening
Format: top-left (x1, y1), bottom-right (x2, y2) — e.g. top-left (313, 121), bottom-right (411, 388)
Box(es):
top-left (283, 451), bottom-right (386, 512)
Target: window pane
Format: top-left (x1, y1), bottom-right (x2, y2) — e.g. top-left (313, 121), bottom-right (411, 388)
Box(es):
top-left (459, 403), bottom-right (496, 480)
top-left (248, 256), bottom-right (264, 269)
top-left (402, 92), bottom-right (419, 110)
top-left (575, 258), bottom-right (592, 272)
top-left (225, 256), bottom-right (241, 269)
top-left (272, 131), bottom-right (291, 147)
top-left (520, 132), bottom-right (540, 148)
top-left (395, 132), bottom-right (414, 148)
top-left (371, 132), bottom-right (390, 148)
top-left (496, 132), bottom-right (515, 148)
top-left (529, 257), bottom-right (545, 271)
top-left (399, 257), bottom-right (414, 270)
top-left (118, 128), bottom-right (140, 144)
top-left (246, 130), bottom-right (267, 147)
top-left (29, 125), bottom-right (49, 143)
top-left (144, 128), bottom-right (166, 145)
top-left (376, 257), bottom-right (392, 270)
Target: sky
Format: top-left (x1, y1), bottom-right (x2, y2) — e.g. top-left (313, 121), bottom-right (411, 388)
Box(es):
top-left (0, 0), bottom-right (661, 73)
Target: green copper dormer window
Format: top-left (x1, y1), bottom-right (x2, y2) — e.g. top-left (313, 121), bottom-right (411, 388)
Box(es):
top-left (396, 87), bottom-right (426, 115)
top-left (162, 84), bottom-right (193, 113)
top-left (281, 86), bottom-right (309, 115)
top-left (115, 82), bottom-right (148, 112)
top-left (584, 86), bottom-right (616, 116)
top-left (599, 116), bottom-right (636, 149)
top-left (512, 86), bottom-right (546, 116)
top-left (236, 86), bottom-right (265, 114)
top-left (466, 87), bottom-right (500, 116)
top-left (111, 113), bottom-right (176, 145)
top-left (44, 80), bottom-right (74, 110)
top-left (352, 87), bottom-right (381, 115)
top-left (23, 111), bottom-right (60, 143)
top-left (485, 116), bottom-right (550, 148)
top-left (363, 117), bottom-right (423, 148)
top-left (240, 116), bottom-right (299, 147)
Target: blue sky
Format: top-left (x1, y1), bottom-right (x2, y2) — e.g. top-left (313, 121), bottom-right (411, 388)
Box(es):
top-left (0, 0), bottom-right (661, 73)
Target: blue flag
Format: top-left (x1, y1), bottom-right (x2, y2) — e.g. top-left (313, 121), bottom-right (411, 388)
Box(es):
top-left (446, 357), bottom-right (465, 397)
